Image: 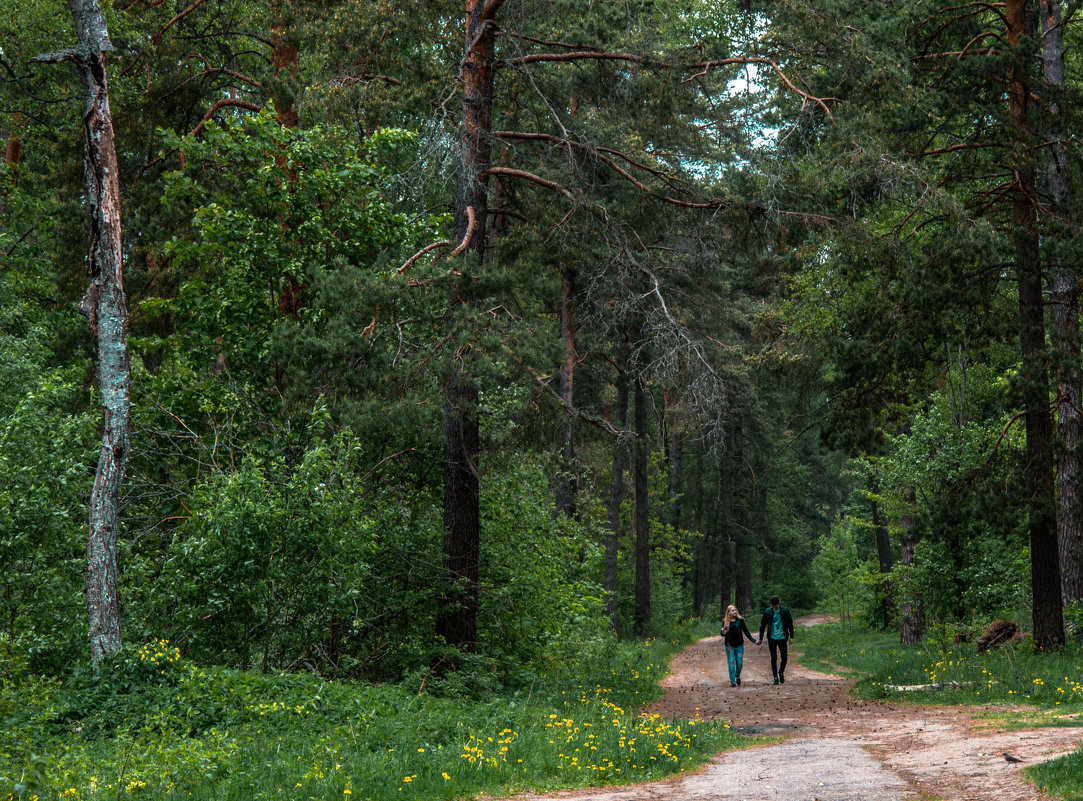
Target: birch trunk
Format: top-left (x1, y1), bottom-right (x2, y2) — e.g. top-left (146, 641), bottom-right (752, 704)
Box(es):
top-left (64, 0), bottom-right (130, 666)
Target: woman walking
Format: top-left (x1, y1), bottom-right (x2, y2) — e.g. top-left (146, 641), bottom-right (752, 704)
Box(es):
top-left (721, 604), bottom-right (757, 687)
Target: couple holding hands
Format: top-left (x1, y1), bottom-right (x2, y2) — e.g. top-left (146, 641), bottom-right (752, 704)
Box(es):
top-left (720, 596), bottom-right (795, 687)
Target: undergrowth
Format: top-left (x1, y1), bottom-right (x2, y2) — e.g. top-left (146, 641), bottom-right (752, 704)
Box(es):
top-left (0, 622), bottom-right (749, 800)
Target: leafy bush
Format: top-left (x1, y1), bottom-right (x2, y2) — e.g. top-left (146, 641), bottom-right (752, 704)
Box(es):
top-left (3, 628), bottom-right (746, 801)
top-left (0, 302), bottom-right (95, 674)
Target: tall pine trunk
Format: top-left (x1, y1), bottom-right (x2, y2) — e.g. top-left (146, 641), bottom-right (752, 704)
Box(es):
top-left (734, 525), bottom-right (752, 615)
top-left (872, 498), bottom-right (894, 627)
top-left (899, 493), bottom-right (922, 645)
top-left (633, 370), bottom-right (651, 635)
top-left (555, 265), bottom-right (578, 517)
top-left (1007, 0), bottom-right (1064, 650)
top-left (604, 337), bottom-right (630, 633)
top-left (668, 429), bottom-right (683, 531)
top-left (436, 0), bottom-right (503, 652)
top-left (718, 427), bottom-right (735, 618)
top-left (1040, 0), bottom-right (1083, 605)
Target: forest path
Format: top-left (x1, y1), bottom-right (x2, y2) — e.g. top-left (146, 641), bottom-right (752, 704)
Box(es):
top-left (511, 617), bottom-right (1083, 801)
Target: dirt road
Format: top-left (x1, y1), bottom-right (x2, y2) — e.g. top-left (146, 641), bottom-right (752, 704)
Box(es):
top-left (515, 620), bottom-right (1083, 801)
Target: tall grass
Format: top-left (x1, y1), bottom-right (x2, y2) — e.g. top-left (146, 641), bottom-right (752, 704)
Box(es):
top-left (798, 624), bottom-right (1083, 712)
top-left (2, 624), bottom-right (749, 800)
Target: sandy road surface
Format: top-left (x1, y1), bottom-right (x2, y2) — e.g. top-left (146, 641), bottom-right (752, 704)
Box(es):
top-left (510, 619), bottom-right (1083, 801)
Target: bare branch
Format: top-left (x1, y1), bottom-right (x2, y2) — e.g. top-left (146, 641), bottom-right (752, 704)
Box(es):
top-left (30, 49), bottom-right (79, 64)
top-left (686, 58), bottom-right (836, 119)
top-left (918, 141), bottom-right (1000, 156)
top-left (500, 51), bottom-right (648, 68)
top-left (189, 98), bottom-right (262, 137)
top-left (484, 166), bottom-right (577, 199)
top-left (328, 73), bottom-right (403, 88)
top-left (497, 31), bottom-right (600, 52)
top-left (450, 205), bottom-right (478, 258)
top-left (397, 240), bottom-right (451, 275)
top-left (151, 0), bottom-right (210, 42)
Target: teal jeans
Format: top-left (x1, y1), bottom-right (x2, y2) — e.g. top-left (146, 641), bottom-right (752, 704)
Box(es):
top-left (725, 644), bottom-right (744, 683)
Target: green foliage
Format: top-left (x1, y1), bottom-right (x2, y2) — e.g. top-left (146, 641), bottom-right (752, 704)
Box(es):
top-left (798, 623), bottom-right (1083, 712)
top-left (475, 463), bottom-right (609, 689)
top-left (810, 519), bottom-right (870, 626)
top-left (143, 430), bottom-right (390, 674)
top-left (155, 112), bottom-right (441, 405)
top-left (2, 629), bottom-right (747, 801)
top-left (0, 259), bottom-right (96, 672)
top-left (1065, 601), bottom-right (1083, 641)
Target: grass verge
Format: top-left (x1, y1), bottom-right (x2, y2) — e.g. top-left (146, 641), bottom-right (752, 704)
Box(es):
top-left (1, 624), bottom-right (751, 800)
top-left (794, 622), bottom-right (1083, 800)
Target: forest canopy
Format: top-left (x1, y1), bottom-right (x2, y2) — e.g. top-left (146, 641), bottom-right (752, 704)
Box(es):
top-left (1, 0), bottom-right (1081, 693)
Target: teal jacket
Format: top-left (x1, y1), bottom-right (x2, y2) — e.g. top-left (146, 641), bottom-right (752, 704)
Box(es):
top-left (758, 606), bottom-right (795, 641)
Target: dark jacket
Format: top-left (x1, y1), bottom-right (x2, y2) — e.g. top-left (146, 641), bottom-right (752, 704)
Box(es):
top-left (758, 605), bottom-right (795, 641)
top-left (721, 618), bottom-right (756, 647)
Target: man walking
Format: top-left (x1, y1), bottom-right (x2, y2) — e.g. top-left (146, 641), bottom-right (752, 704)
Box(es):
top-left (758, 595), bottom-right (795, 684)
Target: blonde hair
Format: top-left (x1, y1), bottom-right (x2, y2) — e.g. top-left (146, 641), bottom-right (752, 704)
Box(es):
top-left (722, 604), bottom-right (741, 631)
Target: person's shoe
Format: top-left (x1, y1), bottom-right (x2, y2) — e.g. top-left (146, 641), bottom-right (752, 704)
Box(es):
top-left (736, 677), bottom-right (741, 686)
top-left (773, 677), bottom-right (779, 685)
top-left (779, 674), bottom-right (785, 684)
top-left (730, 682), bottom-right (736, 687)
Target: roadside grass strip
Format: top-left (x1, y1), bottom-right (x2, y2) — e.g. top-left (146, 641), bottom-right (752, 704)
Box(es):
top-left (796, 623), bottom-right (1083, 801)
top-left (1, 626), bottom-right (749, 801)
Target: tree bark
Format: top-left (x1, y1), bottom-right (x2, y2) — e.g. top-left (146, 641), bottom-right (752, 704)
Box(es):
top-left (63, 0), bottom-right (130, 667)
top-left (718, 427), bottom-right (735, 618)
top-left (734, 523), bottom-right (752, 615)
top-left (899, 492), bottom-right (922, 645)
top-left (872, 498), bottom-right (894, 628)
top-left (633, 370), bottom-right (651, 635)
top-left (554, 265), bottom-right (578, 517)
top-left (3, 116), bottom-right (22, 189)
top-left (1040, 0), bottom-right (1083, 605)
top-left (604, 337), bottom-right (630, 633)
top-left (668, 428), bottom-right (683, 532)
top-left (269, 0), bottom-right (299, 129)
top-left (1007, 0), bottom-right (1064, 650)
top-left (436, 0), bottom-right (503, 652)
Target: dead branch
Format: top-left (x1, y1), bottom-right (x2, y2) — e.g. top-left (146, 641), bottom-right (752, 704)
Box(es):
top-left (189, 98), bottom-right (262, 137)
top-left (687, 58), bottom-right (836, 119)
top-left (329, 73), bottom-right (403, 88)
top-left (919, 141), bottom-right (1000, 156)
top-left (484, 167), bottom-right (577, 199)
top-left (526, 364), bottom-right (631, 439)
top-left (497, 31), bottom-right (600, 52)
top-left (450, 205), bottom-right (478, 258)
top-left (912, 47), bottom-right (1002, 61)
top-left (500, 51), bottom-right (647, 68)
top-left (397, 240), bottom-right (451, 275)
top-left (152, 0), bottom-right (210, 42)
top-left (169, 66), bottom-right (262, 96)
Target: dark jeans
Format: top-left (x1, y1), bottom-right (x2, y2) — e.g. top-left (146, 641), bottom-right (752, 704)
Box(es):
top-left (768, 637), bottom-right (788, 678)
